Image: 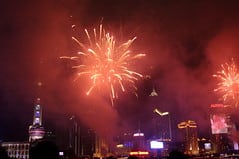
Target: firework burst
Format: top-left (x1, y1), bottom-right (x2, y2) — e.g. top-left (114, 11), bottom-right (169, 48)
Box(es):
top-left (61, 24), bottom-right (145, 104)
top-left (213, 58), bottom-right (239, 107)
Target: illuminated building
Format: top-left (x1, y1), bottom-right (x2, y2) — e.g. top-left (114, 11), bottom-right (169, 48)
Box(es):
top-left (1, 142), bottom-right (30, 159)
top-left (129, 130), bottom-right (149, 158)
top-left (29, 98), bottom-right (45, 142)
top-left (197, 138), bottom-right (212, 155)
top-left (210, 103), bottom-right (238, 153)
top-left (94, 135), bottom-right (111, 158)
top-left (68, 118), bottom-right (109, 158)
top-left (114, 130), bottom-right (151, 158)
top-left (132, 130), bottom-right (146, 151)
top-left (178, 120), bottom-right (199, 155)
top-left (115, 132), bottom-right (133, 157)
top-left (69, 115), bottom-right (80, 157)
top-left (153, 108), bottom-right (172, 141)
top-left (149, 86), bottom-right (172, 141)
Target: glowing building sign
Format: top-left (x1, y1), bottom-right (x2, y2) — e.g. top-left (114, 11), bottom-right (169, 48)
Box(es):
top-left (133, 132), bottom-right (144, 137)
top-left (150, 141), bottom-right (164, 149)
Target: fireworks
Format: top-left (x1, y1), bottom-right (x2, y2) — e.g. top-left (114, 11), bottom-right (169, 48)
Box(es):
top-left (213, 58), bottom-right (239, 107)
top-left (61, 24), bottom-right (145, 104)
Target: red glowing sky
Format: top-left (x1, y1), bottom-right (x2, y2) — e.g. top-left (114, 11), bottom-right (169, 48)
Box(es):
top-left (1, 0), bottom-right (239, 145)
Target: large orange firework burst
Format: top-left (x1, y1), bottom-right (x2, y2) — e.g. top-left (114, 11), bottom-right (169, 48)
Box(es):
top-left (61, 24), bottom-right (145, 104)
top-left (213, 58), bottom-right (239, 107)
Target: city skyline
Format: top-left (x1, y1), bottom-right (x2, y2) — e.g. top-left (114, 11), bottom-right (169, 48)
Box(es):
top-left (1, 0), bottom-right (239, 143)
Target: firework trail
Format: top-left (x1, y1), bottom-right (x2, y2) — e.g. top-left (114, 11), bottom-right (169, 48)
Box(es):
top-left (61, 24), bottom-right (145, 105)
top-left (213, 58), bottom-right (239, 107)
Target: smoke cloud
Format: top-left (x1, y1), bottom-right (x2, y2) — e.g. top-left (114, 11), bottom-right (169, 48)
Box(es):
top-left (1, 0), bottom-right (239, 144)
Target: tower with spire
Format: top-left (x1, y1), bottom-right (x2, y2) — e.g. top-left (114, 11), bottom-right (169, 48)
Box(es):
top-left (28, 97), bottom-right (45, 142)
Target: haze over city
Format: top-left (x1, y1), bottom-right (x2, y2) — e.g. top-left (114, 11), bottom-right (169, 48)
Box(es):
top-left (1, 0), bottom-right (239, 145)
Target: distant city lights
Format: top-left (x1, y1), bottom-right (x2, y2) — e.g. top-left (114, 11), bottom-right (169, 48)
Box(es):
top-left (133, 132), bottom-right (144, 137)
top-left (129, 151), bottom-right (149, 156)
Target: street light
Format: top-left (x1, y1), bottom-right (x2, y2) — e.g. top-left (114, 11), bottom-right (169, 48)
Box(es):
top-left (153, 108), bottom-right (172, 141)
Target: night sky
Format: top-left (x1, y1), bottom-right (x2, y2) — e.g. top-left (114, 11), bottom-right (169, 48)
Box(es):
top-left (1, 0), bottom-right (239, 145)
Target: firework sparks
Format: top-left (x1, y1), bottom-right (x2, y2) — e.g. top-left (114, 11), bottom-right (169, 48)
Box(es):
top-left (213, 58), bottom-right (239, 107)
top-left (61, 24), bottom-right (145, 104)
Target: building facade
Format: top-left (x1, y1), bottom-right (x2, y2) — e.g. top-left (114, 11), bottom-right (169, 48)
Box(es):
top-left (1, 142), bottom-right (30, 159)
top-left (178, 120), bottom-right (199, 155)
top-left (210, 103), bottom-right (238, 153)
top-left (29, 98), bottom-right (45, 142)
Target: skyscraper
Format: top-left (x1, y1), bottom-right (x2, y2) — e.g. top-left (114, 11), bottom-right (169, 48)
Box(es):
top-left (29, 98), bottom-right (45, 142)
top-left (178, 120), bottom-right (199, 155)
top-left (210, 103), bottom-right (238, 153)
